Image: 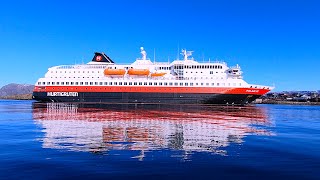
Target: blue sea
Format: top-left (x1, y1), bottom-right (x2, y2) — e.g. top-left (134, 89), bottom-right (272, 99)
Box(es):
top-left (0, 100), bottom-right (319, 180)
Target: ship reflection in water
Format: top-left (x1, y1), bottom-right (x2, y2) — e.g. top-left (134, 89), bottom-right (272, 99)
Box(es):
top-left (32, 103), bottom-right (273, 159)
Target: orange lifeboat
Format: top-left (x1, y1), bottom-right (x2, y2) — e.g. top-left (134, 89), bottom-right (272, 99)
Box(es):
top-left (104, 69), bottom-right (126, 76)
top-left (151, 72), bottom-right (166, 77)
top-left (128, 69), bottom-right (150, 76)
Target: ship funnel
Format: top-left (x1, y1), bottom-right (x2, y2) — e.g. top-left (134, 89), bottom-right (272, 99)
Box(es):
top-left (91, 52), bottom-right (115, 63)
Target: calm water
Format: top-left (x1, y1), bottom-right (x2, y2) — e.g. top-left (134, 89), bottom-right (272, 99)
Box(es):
top-left (0, 100), bottom-right (319, 180)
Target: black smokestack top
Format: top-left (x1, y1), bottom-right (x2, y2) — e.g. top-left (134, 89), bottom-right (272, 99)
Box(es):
top-left (92, 52), bottom-right (115, 63)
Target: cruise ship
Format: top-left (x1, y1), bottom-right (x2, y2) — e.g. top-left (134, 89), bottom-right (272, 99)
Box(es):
top-left (33, 47), bottom-right (273, 105)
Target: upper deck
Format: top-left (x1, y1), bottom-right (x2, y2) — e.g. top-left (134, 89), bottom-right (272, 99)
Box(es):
top-left (43, 47), bottom-right (241, 82)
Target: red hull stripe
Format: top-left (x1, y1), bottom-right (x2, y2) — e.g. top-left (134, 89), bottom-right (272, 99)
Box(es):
top-left (34, 86), bottom-right (270, 95)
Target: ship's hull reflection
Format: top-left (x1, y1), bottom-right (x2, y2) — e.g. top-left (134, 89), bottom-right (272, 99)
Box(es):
top-left (32, 103), bottom-right (273, 158)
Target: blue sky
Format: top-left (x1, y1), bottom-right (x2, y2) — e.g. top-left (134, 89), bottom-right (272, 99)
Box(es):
top-left (0, 0), bottom-right (319, 91)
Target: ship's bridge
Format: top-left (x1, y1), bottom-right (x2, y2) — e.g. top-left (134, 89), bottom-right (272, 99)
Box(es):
top-left (170, 49), bottom-right (230, 80)
top-left (171, 59), bottom-right (199, 66)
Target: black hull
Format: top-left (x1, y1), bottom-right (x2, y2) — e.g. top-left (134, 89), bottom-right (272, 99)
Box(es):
top-left (33, 92), bottom-right (261, 105)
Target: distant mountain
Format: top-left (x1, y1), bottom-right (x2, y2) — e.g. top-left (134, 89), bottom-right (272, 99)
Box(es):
top-left (0, 83), bottom-right (34, 97)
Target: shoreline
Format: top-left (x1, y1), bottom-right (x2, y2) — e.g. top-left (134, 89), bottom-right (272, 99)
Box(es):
top-left (253, 100), bottom-right (320, 105)
top-left (0, 94), bottom-right (33, 100)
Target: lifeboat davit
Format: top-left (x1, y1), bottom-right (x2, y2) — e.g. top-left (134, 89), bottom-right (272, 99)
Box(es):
top-left (151, 72), bottom-right (166, 77)
top-left (128, 69), bottom-right (150, 76)
top-left (104, 69), bottom-right (126, 76)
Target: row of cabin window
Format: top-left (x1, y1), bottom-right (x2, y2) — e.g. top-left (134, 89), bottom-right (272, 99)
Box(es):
top-left (109, 67), bottom-right (172, 70)
top-left (50, 76), bottom-right (101, 78)
top-left (57, 65), bottom-right (107, 69)
top-left (50, 76), bottom-right (223, 80)
top-left (158, 67), bottom-right (171, 70)
top-left (51, 71), bottom-right (101, 74)
top-left (185, 71), bottom-right (222, 74)
top-left (50, 70), bottom-right (222, 76)
top-left (174, 65), bottom-right (223, 70)
top-left (38, 81), bottom-right (241, 87)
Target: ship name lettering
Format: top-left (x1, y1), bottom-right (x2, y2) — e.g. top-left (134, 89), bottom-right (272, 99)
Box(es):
top-left (246, 90), bottom-right (259, 93)
top-left (47, 92), bottom-right (79, 97)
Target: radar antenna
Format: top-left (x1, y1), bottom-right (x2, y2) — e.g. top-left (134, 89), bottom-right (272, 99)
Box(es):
top-left (180, 49), bottom-right (193, 61)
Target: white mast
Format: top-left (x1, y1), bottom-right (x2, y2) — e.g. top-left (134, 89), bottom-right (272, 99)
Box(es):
top-left (140, 47), bottom-right (147, 60)
top-left (153, 48), bottom-right (156, 63)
